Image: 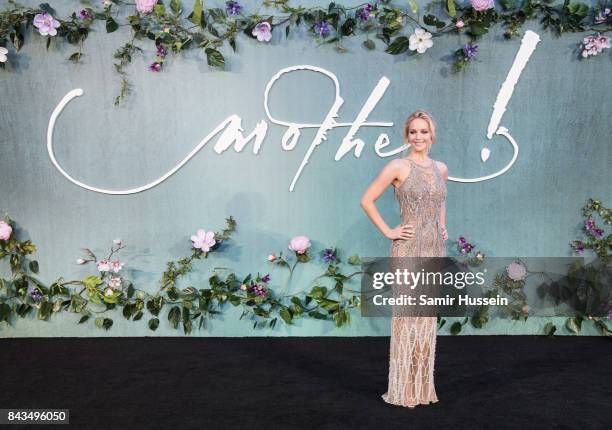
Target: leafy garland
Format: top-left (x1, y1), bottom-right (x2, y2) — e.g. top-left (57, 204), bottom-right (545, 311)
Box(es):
top-left (0, 199), bottom-right (609, 335)
top-left (1, 0), bottom-right (611, 104)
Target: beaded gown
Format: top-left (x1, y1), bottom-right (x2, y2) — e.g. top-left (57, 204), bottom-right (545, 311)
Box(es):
top-left (381, 158), bottom-right (447, 408)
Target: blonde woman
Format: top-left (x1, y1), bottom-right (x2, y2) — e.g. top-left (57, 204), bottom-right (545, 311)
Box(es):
top-left (360, 110), bottom-right (448, 408)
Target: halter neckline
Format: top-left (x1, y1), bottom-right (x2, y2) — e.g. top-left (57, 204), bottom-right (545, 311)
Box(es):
top-left (406, 158), bottom-right (434, 169)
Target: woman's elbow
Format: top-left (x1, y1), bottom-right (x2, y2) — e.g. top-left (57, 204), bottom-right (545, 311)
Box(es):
top-left (360, 197), bottom-right (370, 211)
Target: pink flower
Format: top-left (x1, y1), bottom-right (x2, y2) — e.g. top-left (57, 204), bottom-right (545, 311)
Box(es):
top-left (104, 287), bottom-right (115, 297)
top-left (470, 0), bottom-right (494, 12)
top-left (108, 277), bottom-right (121, 288)
top-left (136, 0), bottom-right (158, 13)
top-left (288, 236), bottom-right (311, 254)
top-left (252, 22), bottom-right (272, 42)
top-left (0, 221), bottom-right (12, 240)
top-left (33, 13), bottom-right (61, 36)
top-left (110, 260), bottom-right (123, 273)
top-left (581, 33), bottom-right (611, 58)
top-left (191, 229), bottom-right (216, 252)
top-left (97, 259), bottom-right (110, 272)
top-left (506, 261), bottom-right (527, 281)
top-left (521, 304), bottom-right (530, 315)
top-left (267, 254), bottom-right (276, 262)
top-left (455, 20), bottom-right (465, 29)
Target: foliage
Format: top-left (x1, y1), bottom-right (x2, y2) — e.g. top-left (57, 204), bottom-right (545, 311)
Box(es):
top-left (1, 0), bottom-right (611, 100)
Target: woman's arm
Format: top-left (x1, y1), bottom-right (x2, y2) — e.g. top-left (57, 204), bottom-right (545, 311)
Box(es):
top-left (437, 161), bottom-right (449, 241)
top-left (360, 160), bottom-right (414, 241)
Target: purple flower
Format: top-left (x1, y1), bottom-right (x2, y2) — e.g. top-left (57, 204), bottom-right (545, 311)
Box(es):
top-left (357, 4), bottom-right (374, 21)
top-left (156, 44), bottom-right (166, 58)
top-left (314, 20), bottom-right (331, 38)
top-left (226, 1), bottom-right (242, 16)
top-left (592, 228), bottom-right (604, 239)
top-left (573, 241), bottom-right (585, 254)
top-left (322, 248), bottom-right (337, 264)
top-left (149, 62), bottom-right (161, 72)
top-left (457, 236), bottom-right (474, 254)
top-left (29, 287), bottom-right (43, 301)
top-left (79, 10), bottom-right (93, 21)
top-left (249, 282), bottom-right (267, 297)
top-left (252, 21), bottom-right (272, 42)
top-left (585, 218), bottom-right (595, 231)
top-left (463, 43), bottom-right (478, 61)
top-left (608, 308), bottom-right (612, 320)
top-left (261, 274), bottom-right (271, 283)
top-left (33, 13), bottom-right (61, 37)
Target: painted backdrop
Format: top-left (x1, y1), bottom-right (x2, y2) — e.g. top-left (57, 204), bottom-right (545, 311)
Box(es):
top-left (1, 0), bottom-right (610, 336)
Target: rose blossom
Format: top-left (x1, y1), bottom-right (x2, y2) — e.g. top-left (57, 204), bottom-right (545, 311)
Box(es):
top-left (33, 13), bottom-right (61, 36)
top-left (288, 236), bottom-right (311, 254)
top-left (191, 229), bottom-right (216, 252)
top-left (136, 0), bottom-right (158, 13)
top-left (110, 260), bottom-right (123, 273)
top-left (252, 22), bottom-right (272, 42)
top-left (506, 261), bottom-right (527, 281)
top-left (455, 20), bottom-right (465, 29)
top-left (470, 0), bottom-right (494, 12)
top-left (0, 221), bottom-right (12, 240)
top-left (97, 259), bottom-right (110, 272)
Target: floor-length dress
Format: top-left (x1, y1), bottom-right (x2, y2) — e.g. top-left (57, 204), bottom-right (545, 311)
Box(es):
top-left (381, 158), bottom-right (447, 407)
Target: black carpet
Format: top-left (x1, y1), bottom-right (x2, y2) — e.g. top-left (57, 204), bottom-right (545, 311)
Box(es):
top-left (0, 336), bottom-right (610, 430)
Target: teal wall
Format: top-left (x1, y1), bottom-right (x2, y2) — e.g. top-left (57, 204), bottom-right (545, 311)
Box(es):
top-left (1, 1), bottom-right (610, 336)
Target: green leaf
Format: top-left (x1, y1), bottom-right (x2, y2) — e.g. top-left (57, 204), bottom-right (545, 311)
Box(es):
top-left (308, 311), bottom-right (327, 320)
top-left (190, 0), bottom-right (203, 25)
top-left (133, 311), bottom-right (143, 321)
top-left (68, 52), bottom-right (81, 63)
top-left (37, 301), bottom-right (53, 320)
top-left (78, 315), bottom-right (89, 324)
top-left (385, 36), bottom-right (410, 55)
top-left (450, 321), bottom-right (462, 335)
top-left (423, 15), bottom-right (446, 29)
top-left (544, 322), bottom-right (556, 336)
top-left (127, 284), bottom-right (135, 299)
top-left (82, 275), bottom-right (102, 289)
top-left (407, 0), bottom-right (419, 14)
top-left (29, 260), bottom-right (39, 273)
top-left (296, 253), bottom-right (310, 263)
top-left (95, 317), bottom-right (113, 330)
top-left (565, 317), bottom-right (582, 334)
top-left (341, 18), bottom-right (356, 36)
top-left (0, 303), bottom-right (11, 322)
top-left (280, 307), bottom-right (292, 324)
top-left (148, 317), bottom-right (160, 331)
top-left (168, 306), bottom-right (181, 329)
top-left (106, 16), bottom-right (118, 33)
top-left (205, 48), bottom-right (224, 68)
top-left (447, 0), bottom-right (456, 17)
top-left (171, 0), bottom-right (182, 15)
top-left (348, 254), bottom-right (361, 265)
top-left (469, 22), bottom-right (489, 36)
top-left (363, 39), bottom-right (375, 50)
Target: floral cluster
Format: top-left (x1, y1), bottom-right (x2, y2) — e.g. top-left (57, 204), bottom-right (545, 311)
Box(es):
top-left (150, 44), bottom-right (166, 72)
top-left (226, 1), bottom-right (243, 16)
top-left (457, 236), bottom-right (475, 254)
top-left (76, 239), bottom-right (126, 300)
top-left (581, 33), bottom-right (611, 58)
top-left (356, 4), bottom-right (375, 22)
top-left (243, 274), bottom-right (270, 298)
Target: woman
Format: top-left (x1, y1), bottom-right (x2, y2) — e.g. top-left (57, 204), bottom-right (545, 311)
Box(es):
top-left (360, 110), bottom-right (448, 408)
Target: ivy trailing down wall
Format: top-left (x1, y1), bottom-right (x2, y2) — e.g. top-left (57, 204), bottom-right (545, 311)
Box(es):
top-left (0, 199), bottom-right (609, 335)
top-left (1, 0), bottom-right (611, 103)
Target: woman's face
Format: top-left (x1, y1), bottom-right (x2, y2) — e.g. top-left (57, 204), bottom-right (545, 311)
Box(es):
top-left (407, 118), bottom-right (432, 153)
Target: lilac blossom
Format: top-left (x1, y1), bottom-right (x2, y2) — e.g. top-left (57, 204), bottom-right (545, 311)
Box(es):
top-left (314, 20), bottom-right (331, 38)
top-left (79, 10), bottom-right (93, 21)
top-left (226, 1), bottom-right (242, 16)
top-left (29, 287), bottom-right (43, 301)
top-left (463, 43), bottom-right (478, 61)
top-left (33, 13), bottom-right (61, 37)
top-left (252, 22), bottom-right (272, 42)
top-left (249, 282), bottom-right (267, 297)
top-left (322, 248), bottom-right (337, 264)
top-left (356, 4), bottom-right (374, 22)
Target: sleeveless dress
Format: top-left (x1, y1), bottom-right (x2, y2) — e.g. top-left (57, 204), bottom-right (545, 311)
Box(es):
top-left (381, 158), bottom-right (447, 408)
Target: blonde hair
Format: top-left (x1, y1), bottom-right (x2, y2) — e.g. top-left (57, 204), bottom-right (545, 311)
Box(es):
top-left (404, 110), bottom-right (437, 146)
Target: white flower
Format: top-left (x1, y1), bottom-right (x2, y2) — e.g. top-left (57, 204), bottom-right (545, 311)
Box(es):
top-left (113, 238), bottom-right (122, 246)
top-left (110, 260), bottom-right (123, 273)
top-left (97, 259), bottom-right (110, 272)
top-left (0, 47), bottom-right (8, 63)
top-left (409, 28), bottom-right (433, 54)
top-left (76, 258), bottom-right (86, 265)
top-left (252, 22), bottom-right (272, 42)
top-left (191, 229), bottom-right (216, 252)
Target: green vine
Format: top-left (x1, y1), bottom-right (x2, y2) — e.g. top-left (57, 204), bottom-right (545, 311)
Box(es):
top-left (1, 0), bottom-right (611, 103)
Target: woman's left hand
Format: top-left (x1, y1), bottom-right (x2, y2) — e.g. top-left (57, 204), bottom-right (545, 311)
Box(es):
top-left (440, 226), bottom-right (448, 241)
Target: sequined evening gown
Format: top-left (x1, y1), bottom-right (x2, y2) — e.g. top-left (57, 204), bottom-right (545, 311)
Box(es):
top-left (381, 158), bottom-right (447, 408)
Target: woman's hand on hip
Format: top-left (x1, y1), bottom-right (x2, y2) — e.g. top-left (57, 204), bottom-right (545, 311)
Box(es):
top-left (386, 224), bottom-right (415, 240)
